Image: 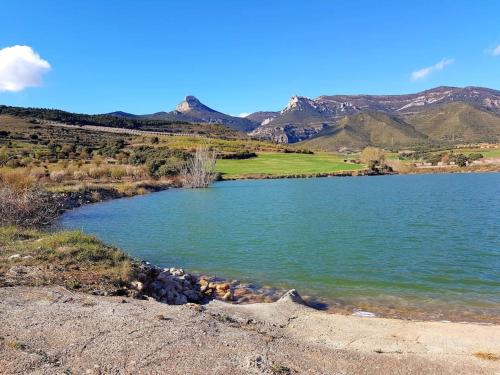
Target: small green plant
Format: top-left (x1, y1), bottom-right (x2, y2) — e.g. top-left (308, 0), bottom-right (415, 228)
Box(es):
top-left (213, 313), bottom-right (237, 324)
top-left (66, 279), bottom-right (81, 289)
top-left (270, 363), bottom-right (291, 374)
top-left (6, 340), bottom-right (27, 351)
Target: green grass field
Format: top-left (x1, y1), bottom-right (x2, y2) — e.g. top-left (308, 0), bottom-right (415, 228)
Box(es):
top-left (216, 152), bottom-right (366, 178)
top-left (459, 148), bottom-right (500, 158)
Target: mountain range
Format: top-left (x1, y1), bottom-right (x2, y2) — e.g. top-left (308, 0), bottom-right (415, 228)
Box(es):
top-left (108, 86), bottom-right (500, 150)
top-left (109, 95), bottom-right (257, 133)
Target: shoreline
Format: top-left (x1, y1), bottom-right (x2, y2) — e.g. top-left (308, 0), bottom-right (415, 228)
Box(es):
top-left (218, 164), bottom-right (500, 181)
top-left (54, 172), bottom-right (500, 325)
top-left (166, 269), bottom-right (500, 325)
top-left (2, 285), bottom-right (499, 374)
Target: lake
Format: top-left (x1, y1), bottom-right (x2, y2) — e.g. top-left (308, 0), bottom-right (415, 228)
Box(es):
top-left (60, 173), bottom-right (500, 322)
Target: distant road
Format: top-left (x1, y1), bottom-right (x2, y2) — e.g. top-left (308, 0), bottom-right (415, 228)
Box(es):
top-left (42, 121), bottom-right (204, 138)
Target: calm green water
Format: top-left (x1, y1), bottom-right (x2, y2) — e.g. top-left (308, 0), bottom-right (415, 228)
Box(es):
top-left (61, 173), bottom-right (500, 321)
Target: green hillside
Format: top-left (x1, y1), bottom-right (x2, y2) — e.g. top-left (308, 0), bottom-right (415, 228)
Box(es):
top-left (404, 102), bottom-right (500, 142)
top-left (300, 111), bottom-right (428, 151)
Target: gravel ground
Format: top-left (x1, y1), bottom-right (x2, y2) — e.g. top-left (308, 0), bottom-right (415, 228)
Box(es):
top-left (1, 286), bottom-right (499, 374)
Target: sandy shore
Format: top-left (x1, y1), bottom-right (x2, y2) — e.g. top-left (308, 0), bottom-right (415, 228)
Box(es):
top-left (1, 286), bottom-right (499, 374)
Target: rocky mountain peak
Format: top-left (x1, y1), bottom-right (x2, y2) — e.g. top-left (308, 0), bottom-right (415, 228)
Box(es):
top-left (176, 95), bottom-right (207, 113)
top-left (282, 95), bottom-right (316, 113)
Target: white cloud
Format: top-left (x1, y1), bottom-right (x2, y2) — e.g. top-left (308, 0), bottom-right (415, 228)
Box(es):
top-left (238, 112), bottom-right (250, 118)
top-left (410, 58), bottom-right (454, 81)
top-left (0, 45), bottom-right (51, 92)
top-left (491, 44), bottom-right (500, 56)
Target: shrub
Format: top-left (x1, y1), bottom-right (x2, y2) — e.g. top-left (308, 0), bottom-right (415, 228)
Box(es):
top-left (0, 148), bottom-right (9, 166)
top-left (146, 157), bottom-right (184, 177)
top-left (125, 165), bottom-right (147, 180)
top-left (5, 159), bottom-right (21, 168)
top-left (0, 169), bottom-right (35, 190)
top-left (219, 151), bottom-right (257, 160)
top-left (50, 170), bottom-right (67, 182)
top-left (73, 170), bottom-right (87, 180)
top-left (468, 153), bottom-right (483, 162)
top-left (110, 166), bottom-right (127, 180)
top-left (29, 167), bottom-right (48, 180)
top-left (87, 166), bottom-right (110, 179)
top-left (0, 183), bottom-right (61, 227)
top-left (454, 154), bottom-right (468, 167)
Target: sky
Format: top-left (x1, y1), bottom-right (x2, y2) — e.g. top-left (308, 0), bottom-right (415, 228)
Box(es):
top-left (0, 0), bottom-right (499, 116)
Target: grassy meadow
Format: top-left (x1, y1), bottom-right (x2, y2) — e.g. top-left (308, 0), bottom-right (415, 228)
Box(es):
top-left (217, 152), bottom-right (365, 178)
top-left (460, 148), bottom-right (500, 158)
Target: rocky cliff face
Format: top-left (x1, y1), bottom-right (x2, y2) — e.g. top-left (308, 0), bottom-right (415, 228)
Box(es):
top-left (175, 95), bottom-right (215, 114)
top-left (250, 123), bottom-right (328, 143)
top-left (249, 86), bottom-right (500, 145)
top-left (316, 86), bottom-right (500, 114)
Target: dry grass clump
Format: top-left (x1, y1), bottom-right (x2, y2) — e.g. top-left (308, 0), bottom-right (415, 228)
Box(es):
top-left (473, 351), bottom-right (500, 361)
top-left (49, 170), bottom-right (67, 182)
top-left (0, 169), bottom-right (35, 190)
top-left (0, 172), bottom-right (61, 227)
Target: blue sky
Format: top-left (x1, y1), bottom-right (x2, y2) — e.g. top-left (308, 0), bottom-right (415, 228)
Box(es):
top-left (0, 0), bottom-right (499, 115)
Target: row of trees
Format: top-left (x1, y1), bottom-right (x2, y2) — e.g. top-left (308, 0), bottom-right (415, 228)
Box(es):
top-left (399, 149), bottom-right (483, 166)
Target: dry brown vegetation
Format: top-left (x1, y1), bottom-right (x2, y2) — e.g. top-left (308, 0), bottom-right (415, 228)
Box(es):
top-left (473, 352), bottom-right (500, 361)
top-left (181, 146), bottom-right (218, 188)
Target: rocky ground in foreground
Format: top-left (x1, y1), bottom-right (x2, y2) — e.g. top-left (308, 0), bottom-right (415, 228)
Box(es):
top-left (1, 286), bottom-right (499, 375)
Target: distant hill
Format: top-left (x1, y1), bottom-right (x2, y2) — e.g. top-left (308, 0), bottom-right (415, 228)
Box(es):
top-left (301, 111), bottom-right (428, 151)
top-left (106, 111), bottom-right (139, 119)
top-left (251, 86), bottom-right (500, 149)
top-left (0, 105), bottom-right (242, 138)
top-left (405, 102), bottom-right (500, 143)
top-left (109, 96), bottom-right (259, 133)
top-left (244, 111), bottom-right (279, 125)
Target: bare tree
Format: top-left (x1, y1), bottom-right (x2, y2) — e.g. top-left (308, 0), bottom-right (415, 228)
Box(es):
top-left (181, 146), bottom-right (218, 188)
top-left (360, 147), bottom-right (386, 164)
top-left (360, 147), bottom-right (387, 171)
